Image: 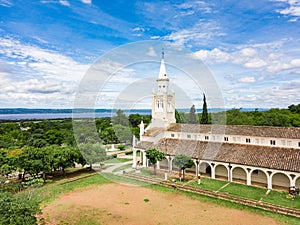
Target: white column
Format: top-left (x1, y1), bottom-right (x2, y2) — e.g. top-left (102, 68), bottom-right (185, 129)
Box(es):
top-left (156, 161), bottom-right (160, 169)
top-left (168, 156), bottom-right (173, 171)
top-left (228, 165), bottom-right (233, 182)
top-left (267, 172), bottom-right (272, 190)
top-left (290, 176), bottom-right (296, 187)
top-left (194, 160), bottom-right (199, 176)
top-left (132, 135), bottom-right (136, 147)
top-left (211, 164), bottom-right (216, 179)
top-left (132, 149), bottom-right (137, 168)
top-left (142, 151), bottom-right (147, 167)
top-left (246, 169), bottom-right (251, 186)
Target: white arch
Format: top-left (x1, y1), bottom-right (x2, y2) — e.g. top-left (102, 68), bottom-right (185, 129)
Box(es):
top-left (249, 168), bottom-right (269, 188)
top-left (231, 166), bottom-right (247, 184)
top-left (270, 171), bottom-right (292, 188)
top-left (214, 163), bottom-right (229, 180)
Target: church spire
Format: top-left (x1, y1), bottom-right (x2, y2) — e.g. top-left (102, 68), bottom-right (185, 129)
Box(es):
top-left (157, 49), bottom-right (168, 80)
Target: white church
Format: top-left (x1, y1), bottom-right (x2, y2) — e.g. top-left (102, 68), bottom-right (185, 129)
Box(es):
top-left (133, 53), bottom-right (300, 190)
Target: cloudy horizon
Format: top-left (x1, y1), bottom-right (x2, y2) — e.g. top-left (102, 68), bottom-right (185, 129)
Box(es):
top-left (0, 0), bottom-right (300, 110)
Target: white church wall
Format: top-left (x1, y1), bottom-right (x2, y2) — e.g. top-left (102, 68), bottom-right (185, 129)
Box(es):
top-left (163, 130), bottom-right (300, 149)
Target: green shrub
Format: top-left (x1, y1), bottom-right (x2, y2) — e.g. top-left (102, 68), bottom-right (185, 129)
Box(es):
top-left (117, 144), bottom-right (125, 150)
top-left (125, 151), bottom-right (133, 155)
top-left (0, 192), bottom-right (41, 225)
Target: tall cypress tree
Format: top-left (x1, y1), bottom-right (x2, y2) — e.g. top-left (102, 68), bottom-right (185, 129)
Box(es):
top-left (175, 109), bottom-right (181, 123)
top-left (201, 94), bottom-right (209, 124)
top-left (188, 105), bottom-right (197, 124)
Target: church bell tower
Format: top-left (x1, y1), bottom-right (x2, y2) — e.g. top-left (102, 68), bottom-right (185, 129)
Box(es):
top-left (150, 51), bottom-right (176, 128)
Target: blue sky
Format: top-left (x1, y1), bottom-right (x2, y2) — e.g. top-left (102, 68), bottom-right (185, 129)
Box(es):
top-left (0, 0), bottom-right (300, 109)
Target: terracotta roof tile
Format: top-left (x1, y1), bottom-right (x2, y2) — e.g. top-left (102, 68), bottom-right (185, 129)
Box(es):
top-left (167, 123), bottom-right (300, 139)
top-left (136, 138), bottom-right (300, 172)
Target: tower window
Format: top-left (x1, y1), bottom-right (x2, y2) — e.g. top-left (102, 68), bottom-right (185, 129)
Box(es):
top-left (187, 134), bottom-right (191, 138)
top-left (224, 137), bottom-right (228, 141)
top-left (270, 140), bottom-right (276, 145)
top-left (171, 134), bottom-right (175, 137)
top-left (205, 136), bottom-right (209, 140)
top-left (246, 138), bottom-right (251, 143)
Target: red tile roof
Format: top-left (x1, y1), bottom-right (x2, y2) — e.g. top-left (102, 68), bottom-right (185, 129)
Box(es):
top-left (135, 138), bottom-right (300, 172)
top-left (166, 124), bottom-right (300, 139)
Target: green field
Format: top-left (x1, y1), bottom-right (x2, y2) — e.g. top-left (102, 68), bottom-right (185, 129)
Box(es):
top-left (13, 169), bottom-right (300, 225)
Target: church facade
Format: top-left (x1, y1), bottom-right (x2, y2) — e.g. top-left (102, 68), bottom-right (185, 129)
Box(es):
top-left (133, 54), bottom-right (300, 190)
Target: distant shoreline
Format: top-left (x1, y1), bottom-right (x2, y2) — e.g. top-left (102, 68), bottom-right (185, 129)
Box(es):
top-left (0, 108), bottom-right (268, 121)
top-left (0, 108), bottom-right (267, 114)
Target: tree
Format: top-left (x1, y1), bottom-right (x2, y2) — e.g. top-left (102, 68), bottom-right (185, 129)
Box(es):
top-left (173, 154), bottom-right (194, 181)
top-left (52, 146), bottom-right (83, 174)
top-left (43, 130), bottom-right (64, 145)
top-left (113, 124), bottom-right (132, 144)
top-left (128, 114), bottom-right (142, 127)
top-left (200, 94), bottom-right (209, 124)
top-left (113, 109), bottom-right (128, 126)
top-left (145, 148), bottom-right (165, 175)
top-left (18, 147), bottom-right (54, 179)
top-left (0, 149), bottom-right (17, 177)
top-left (100, 127), bottom-right (118, 144)
top-left (288, 104), bottom-right (300, 114)
top-left (188, 105), bottom-right (197, 124)
top-left (175, 109), bottom-right (181, 123)
top-left (79, 143), bottom-right (107, 170)
top-left (0, 192), bottom-right (41, 225)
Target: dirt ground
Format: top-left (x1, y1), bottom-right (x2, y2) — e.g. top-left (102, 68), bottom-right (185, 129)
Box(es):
top-left (41, 183), bottom-right (280, 225)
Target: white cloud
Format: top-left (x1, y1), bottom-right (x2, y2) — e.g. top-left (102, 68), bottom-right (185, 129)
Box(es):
top-left (289, 17), bottom-right (298, 21)
top-left (81, 0), bottom-right (92, 4)
top-left (150, 36), bottom-right (160, 39)
top-left (194, 48), bottom-right (231, 63)
top-left (0, 0), bottom-right (12, 7)
top-left (276, 0), bottom-right (300, 17)
top-left (238, 77), bottom-right (256, 83)
top-left (164, 20), bottom-right (226, 47)
top-left (132, 27), bottom-right (145, 32)
top-left (192, 40), bottom-right (300, 76)
top-left (0, 37), bottom-right (88, 81)
top-left (267, 58), bottom-right (300, 72)
top-left (147, 47), bottom-right (157, 57)
top-left (59, 0), bottom-right (70, 7)
top-left (244, 59), bottom-right (267, 68)
top-left (240, 48), bottom-right (257, 57)
top-left (0, 76), bottom-right (77, 107)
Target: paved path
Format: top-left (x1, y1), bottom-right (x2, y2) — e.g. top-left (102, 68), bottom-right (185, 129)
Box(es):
top-left (101, 160), bottom-right (134, 175)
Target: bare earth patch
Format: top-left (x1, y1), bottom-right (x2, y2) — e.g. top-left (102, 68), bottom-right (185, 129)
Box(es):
top-left (41, 183), bottom-right (280, 225)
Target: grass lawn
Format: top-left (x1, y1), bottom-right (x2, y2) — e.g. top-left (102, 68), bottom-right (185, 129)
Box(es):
top-left (19, 172), bottom-right (110, 206)
top-left (14, 170), bottom-right (300, 224)
top-left (112, 163), bottom-right (133, 173)
top-left (263, 189), bottom-right (300, 209)
top-left (220, 182), bottom-right (267, 200)
top-left (148, 182), bottom-right (300, 225)
top-left (15, 169), bottom-right (300, 225)
top-left (188, 177), bottom-right (229, 191)
top-left (103, 158), bottom-right (132, 163)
